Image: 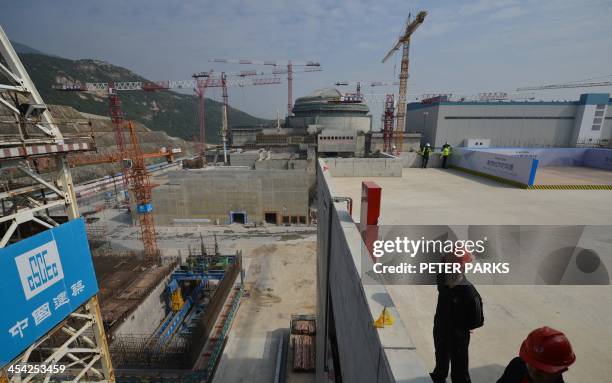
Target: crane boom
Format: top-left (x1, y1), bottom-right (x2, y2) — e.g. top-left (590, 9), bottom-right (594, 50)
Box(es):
top-left (382, 10), bottom-right (427, 152)
top-left (54, 77), bottom-right (281, 92)
top-left (335, 80), bottom-right (400, 87)
top-left (211, 58), bottom-right (320, 67)
top-left (382, 11), bottom-right (427, 64)
top-left (517, 81), bottom-right (612, 91)
top-left (210, 57), bottom-right (322, 115)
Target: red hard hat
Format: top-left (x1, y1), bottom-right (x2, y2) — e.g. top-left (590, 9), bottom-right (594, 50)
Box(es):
top-left (444, 244), bottom-right (473, 265)
top-left (519, 327), bottom-right (576, 374)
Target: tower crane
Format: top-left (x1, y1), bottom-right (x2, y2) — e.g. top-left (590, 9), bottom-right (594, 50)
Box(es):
top-left (56, 74), bottom-right (281, 163)
top-left (55, 75), bottom-right (280, 257)
top-left (193, 70), bottom-right (213, 157)
top-left (382, 11), bottom-right (427, 152)
top-left (210, 58), bottom-right (322, 115)
top-left (57, 80), bottom-right (160, 257)
top-left (383, 94), bottom-right (395, 153)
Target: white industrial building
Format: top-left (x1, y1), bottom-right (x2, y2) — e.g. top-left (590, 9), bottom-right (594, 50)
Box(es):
top-left (406, 93), bottom-right (612, 149)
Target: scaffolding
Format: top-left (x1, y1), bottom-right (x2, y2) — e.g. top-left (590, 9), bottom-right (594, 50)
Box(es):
top-left (0, 26), bottom-right (114, 382)
top-left (382, 94), bottom-right (395, 153)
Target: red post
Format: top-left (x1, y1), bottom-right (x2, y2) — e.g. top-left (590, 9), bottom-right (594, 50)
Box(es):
top-left (360, 181), bottom-right (381, 260)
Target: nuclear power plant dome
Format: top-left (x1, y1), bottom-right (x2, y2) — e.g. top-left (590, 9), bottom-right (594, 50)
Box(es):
top-left (291, 88), bottom-right (369, 116)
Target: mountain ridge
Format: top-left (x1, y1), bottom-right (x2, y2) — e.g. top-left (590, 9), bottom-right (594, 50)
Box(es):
top-left (15, 49), bottom-right (271, 144)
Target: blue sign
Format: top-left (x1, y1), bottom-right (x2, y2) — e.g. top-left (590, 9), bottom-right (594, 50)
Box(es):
top-left (0, 219), bottom-right (99, 365)
top-left (137, 203), bottom-right (153, 213)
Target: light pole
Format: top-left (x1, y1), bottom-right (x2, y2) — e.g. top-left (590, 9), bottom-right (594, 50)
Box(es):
top-left (422, 111), bottom-right (429, 132)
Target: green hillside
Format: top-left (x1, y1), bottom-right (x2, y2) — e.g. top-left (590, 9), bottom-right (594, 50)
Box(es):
top-left (19, 53), bottom-right (271, 144)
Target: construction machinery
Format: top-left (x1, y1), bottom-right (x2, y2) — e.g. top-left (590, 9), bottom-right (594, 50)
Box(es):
top-left (334, 80), bottom-right (401, 104)
top-left (382, 10), bottom-right (427, 152)
top-left (210, 58), bottom-right (322, 115)
top-left (56, 82), bottom-right (164, 258)
top-left (56, 73), bottom-right (280, 254)
top-left (334, 80), bottom-right (400, 91)
top-left (191, 70), bottom-right (282, 158)
top-left (382, 94), bottom-right (395, 153)
top-left (55, 75), bottom-right (281, 161)
top-left (193, 70), bottom-right (214, 157)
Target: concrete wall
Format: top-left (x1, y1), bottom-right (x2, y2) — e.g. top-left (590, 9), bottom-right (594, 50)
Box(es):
top-left (369, 133), bottom-right (421, 154)
top-left (153, 168), bottom-right (309, 225)
top-left (230, 152), bottom-right (261, 168)
top-left (112, 272), bottom-right (173, 338)
top-left (322, 158), bottom-right (402, 177)
top-left (316, 160), bottom-right (429, 383)
top-left (288, 114), bottom-right (372, 134)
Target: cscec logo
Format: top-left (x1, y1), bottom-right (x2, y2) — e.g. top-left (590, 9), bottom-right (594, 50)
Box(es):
top-left (14, 241), bottom-right (65, 300)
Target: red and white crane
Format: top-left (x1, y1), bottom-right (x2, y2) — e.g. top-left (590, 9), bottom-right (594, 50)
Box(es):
top-left (54, 74), bottom-right (280, 256)
top-left (56, 74), bottom-right (281, 160)
top-left (210, 58), bottom-right (322, 115)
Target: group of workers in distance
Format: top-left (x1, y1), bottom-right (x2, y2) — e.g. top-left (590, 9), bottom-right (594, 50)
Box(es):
top-left (430, 247), bottom-right (576, 383)
top-left (420, 141), bottom-right (452, 168)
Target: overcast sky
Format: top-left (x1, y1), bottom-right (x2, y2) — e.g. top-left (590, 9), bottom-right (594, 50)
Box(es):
top-left (2, 0), bottom-right (612, 128)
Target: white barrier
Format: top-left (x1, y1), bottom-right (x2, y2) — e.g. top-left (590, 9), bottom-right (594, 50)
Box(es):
top-left (450, 148), bottom-right (538, 186)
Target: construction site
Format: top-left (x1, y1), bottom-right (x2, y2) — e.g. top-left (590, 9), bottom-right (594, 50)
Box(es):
top-left (1, 3), bottom-right (612, 383)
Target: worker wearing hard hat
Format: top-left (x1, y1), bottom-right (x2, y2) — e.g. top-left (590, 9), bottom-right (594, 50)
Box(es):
top-left (420, 143), bottom-right (432, 168)
top-left (430, 246), bottom-right (484, 383)
top-left (496, 327), bottom-right (575, 383)
top-left (441, 142), bottom-right (452, 169)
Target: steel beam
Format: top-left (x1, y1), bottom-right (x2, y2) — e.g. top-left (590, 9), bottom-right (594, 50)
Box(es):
top-left (0, 30), bottom-right (115, 382)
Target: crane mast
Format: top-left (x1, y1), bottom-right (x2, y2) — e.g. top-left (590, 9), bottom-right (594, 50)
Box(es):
top-left (193, 70), bottom-right (214, 157)
top-left (382, 11), bottom-right (427, 153)
top-left (221, 72), bottom-right (229, 164)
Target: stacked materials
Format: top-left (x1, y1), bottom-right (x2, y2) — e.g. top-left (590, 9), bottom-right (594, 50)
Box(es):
top-left (291, 315), bottom-right (316, 372)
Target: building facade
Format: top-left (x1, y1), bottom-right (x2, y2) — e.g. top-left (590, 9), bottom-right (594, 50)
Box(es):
top-left (406, 93), bottom-right (612, 149)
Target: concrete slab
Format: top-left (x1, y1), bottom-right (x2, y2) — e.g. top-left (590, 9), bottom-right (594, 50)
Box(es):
top-left (386, 285), bottom-right (612, 383)
top-left (328, 167), bottom-right (612, 382)
top-left (333, 168), bottom-right (612, 225)
top-left (535, 166), bottom-right (612, 185)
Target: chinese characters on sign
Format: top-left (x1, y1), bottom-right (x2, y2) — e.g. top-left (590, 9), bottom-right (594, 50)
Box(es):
top-left (71, 280), bottom-right (85, 297)
top-left (1, 219), bottom-right (99, 365)
top-left (8, 319), bottom-right (28, 339)
top-left (8, 284), bottom-right (85, 339)
top-left (31, 303), bottom-right (51, 326)
top-left (486, 159), bottom-right (514, 171)
top-left (53, 291), bottom-right (70, 310)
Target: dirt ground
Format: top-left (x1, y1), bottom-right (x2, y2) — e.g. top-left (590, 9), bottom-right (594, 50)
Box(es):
top-left (213, 235), bottom-right (316, 383)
